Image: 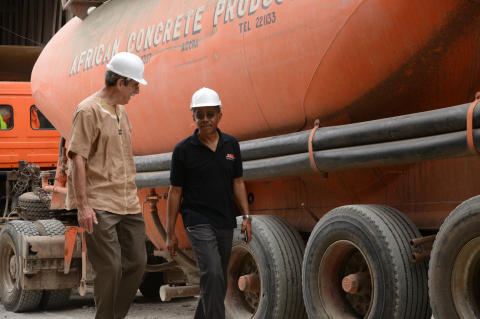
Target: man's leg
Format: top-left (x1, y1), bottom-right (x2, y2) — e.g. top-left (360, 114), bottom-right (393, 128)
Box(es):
top-left (85, 210), bottom-right (123, 319)
top-left (186, 224), bottom-right (225, 319)
top-left (217, 228), bottom-right (234, 297)
top-left (113, 212), bottom-right (147, 319)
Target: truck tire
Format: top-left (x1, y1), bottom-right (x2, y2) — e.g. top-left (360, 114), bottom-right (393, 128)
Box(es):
top-left (0, 221), bottom-right (43, 312)
top-left (33, 220), bottom-right (71, 310)
top-left (302, 205), bottom-right (431, 319)
top-left (139, 272), bottom-right (164, 300)
top-left (225, 215), bottom-right (306, 319)
top-left (18, 192), bottom-right (52, 220)
top-left (429, 195), bottom-right (480, 319)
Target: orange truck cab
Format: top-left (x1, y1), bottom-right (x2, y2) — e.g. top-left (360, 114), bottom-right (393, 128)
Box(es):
top-left (0, 82), bottom-right (60, 213)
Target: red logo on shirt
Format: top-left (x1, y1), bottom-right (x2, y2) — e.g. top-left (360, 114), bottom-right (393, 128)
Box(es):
top-left (226, 154), bottom-right (235, 161)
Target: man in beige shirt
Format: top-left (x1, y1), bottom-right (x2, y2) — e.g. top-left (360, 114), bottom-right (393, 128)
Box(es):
top-left (66, 52), bottom-right (147, 319)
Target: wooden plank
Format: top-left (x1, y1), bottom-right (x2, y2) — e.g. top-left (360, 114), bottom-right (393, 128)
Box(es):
top-left (36, 0), bottom-right (44, 44)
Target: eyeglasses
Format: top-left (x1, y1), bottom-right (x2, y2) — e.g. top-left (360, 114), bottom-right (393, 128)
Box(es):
top-left (194, 112), bottom-right (217, 120)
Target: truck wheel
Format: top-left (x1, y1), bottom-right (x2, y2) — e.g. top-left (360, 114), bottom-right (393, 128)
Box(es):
top-left (302, 205), bottom-right (431, 319)
top-left (18, 192), bottom-right (52, 220)
top-left (0, 221), bottom-right (43, 312)
top-left (225, 215), bottom-right (306, 319)
top-left (139, 272), bottom-right (164, 300)
top-left (429, 195), bottom-right (480, 319)
top-left (33, 220), bottom-right (71, 310)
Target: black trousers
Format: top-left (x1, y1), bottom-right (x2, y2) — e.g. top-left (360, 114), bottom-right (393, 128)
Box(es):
top-left (186, 224), bottom-right (234, 319)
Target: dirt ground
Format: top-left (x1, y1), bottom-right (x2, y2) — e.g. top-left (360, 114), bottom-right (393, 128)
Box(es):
top-left (0, 291), bottom-right (436, 319)
top-left (0, 290), bottom-right (198, 319)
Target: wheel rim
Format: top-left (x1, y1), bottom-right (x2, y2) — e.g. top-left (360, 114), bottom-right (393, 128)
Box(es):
top-left (1, 242), bottom-right (16, 293)
top-left (318, 240), bottom-right (374, 318)
top-left (452, 237), bottom-right (480, 318)
top-left (225, 245), bottom-right (261, 319)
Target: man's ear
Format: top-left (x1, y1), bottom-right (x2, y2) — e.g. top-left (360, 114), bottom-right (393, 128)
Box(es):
top-left (218, 112), bottom-right (222, 123)
top-left (116, 78), bottom-right (125, 89)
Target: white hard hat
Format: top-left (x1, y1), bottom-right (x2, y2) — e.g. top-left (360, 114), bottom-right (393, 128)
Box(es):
top-left (106, 52), bottom-right (147, 85)
top-left (190, 87), bottom-right (222, 110)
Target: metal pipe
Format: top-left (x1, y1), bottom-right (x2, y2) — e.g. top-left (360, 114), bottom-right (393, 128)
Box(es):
top-left (410, 235), bottom-right (437, 248)
top-left (135, 129), bottom-right (480, 188)
top-left (3, 181), bottom-right (10, 218)
top-left (145, 261), bottom-right (177, 272)
top-left (43, 185), bottom-right (68, 195)
top-left (160, 284), bottom-right (200, 301)
top-left (412, 250), bottom-right (432, 264)
top-left (134, 102), bottom-right (480, 172)
top-left (146, 189), bottom-right (198, 270)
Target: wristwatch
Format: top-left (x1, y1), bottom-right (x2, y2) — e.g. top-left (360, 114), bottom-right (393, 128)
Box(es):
top-left (242, 215), bottom-right (252, 219)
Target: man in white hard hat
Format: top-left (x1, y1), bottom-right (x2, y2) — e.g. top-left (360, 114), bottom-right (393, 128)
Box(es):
top-left (166, 87), bottom-right (252, 319)
top-left (66, 52), bottom-right (147, 319)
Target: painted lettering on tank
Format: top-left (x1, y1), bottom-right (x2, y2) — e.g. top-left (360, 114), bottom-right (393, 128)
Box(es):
top-left (69, 55), bottom-right (78, 77)
top-left (163, 19), bottom-right (173, 44)
top-left (214, 1), bottom-right (225, 27)
top-left (102, 42), bottom-right (111, 64)
top-left (181, 39), bottom-right (199, 52)
top-left (127, 32), bottom-right (136, 53)
top-left (173, 14), bottom-right (184, 41)
top-left (193, 6), bottom-right (205, 34)
top-left (249, 0), bottom-right (261, 16)
top-left (153, 22), bottom-right (164, 47)
top-left (144, 25), bottom-right (154, 50)
top-left (95, 44), bottom-right (104, 66)
top-left (77, 51), bottom-right (86, 74)
top-left (237, 0), bottom-right (248, 18)
top-left (136, 29), bottom-right (145, 52)
top-left (67, 0), bottom-right (288, 75)
top-left (225, 0), bottom-right (237, 23)
top-left (84, 48), bottom-right (94, 71)
top-left (184, 10), bottom-right (194, 37)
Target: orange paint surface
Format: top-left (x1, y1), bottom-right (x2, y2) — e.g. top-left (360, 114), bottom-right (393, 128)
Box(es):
top-left (0, 82), bottom-right (60, 169)
top-left (30, 0), bottom-right (480, 249)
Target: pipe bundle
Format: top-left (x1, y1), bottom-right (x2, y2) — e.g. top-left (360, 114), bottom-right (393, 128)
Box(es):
top-left (135, 102), bottom-right (480, 189)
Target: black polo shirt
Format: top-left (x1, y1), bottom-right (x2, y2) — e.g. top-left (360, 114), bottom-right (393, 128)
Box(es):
top-left (170, 128), bottom-right (243, 229)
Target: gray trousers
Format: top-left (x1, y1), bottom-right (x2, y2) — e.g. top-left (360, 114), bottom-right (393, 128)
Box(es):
top-left (186, 224), bottom-right (234, 319)
top-left (86, 210), bottom-right (147, 319)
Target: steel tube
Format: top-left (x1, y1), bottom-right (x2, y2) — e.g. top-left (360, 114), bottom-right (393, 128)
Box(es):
top-left (134, 102), bottom-right (480, 172)
top-left (135, 129), bottom-right (480, 189)
top-left (160, 284), bottom-right (200, 301)
top-left (145, 261), bottom-right (177, 272)
top-left (410, 235), bottom-right (437, 248)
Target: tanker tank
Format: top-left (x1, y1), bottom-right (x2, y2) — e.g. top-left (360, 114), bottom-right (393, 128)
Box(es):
top-left (30, 0), bottom-right (480, 319)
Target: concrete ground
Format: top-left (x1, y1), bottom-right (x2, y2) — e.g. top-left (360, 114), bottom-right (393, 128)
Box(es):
top-left (0, 291), bottom-right (436, 319)
top-left (0, 290), bottom-right (198, 319)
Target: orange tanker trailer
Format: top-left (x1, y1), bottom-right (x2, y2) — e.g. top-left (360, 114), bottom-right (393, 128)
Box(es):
top-left (2, 0), bottom-right (477, 318)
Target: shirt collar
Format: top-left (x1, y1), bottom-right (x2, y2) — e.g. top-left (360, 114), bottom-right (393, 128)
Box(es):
top-left (191, 128), bottom-right (228, 146)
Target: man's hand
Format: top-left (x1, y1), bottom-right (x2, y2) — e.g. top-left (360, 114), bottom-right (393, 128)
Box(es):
top-left (166, 232), bottom-right (179, 260)
top-left (77, 204), bottom-right (98, 233)
top-left (241, 218), bottom-right (252, 245)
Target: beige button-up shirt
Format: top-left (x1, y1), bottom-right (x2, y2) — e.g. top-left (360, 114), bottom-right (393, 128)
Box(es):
top-left (66, 94), bottom-right (140, 215)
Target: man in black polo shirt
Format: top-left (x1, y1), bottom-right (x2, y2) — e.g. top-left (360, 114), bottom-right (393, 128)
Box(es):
top-left (166, 87), bottom-right (252, 319)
